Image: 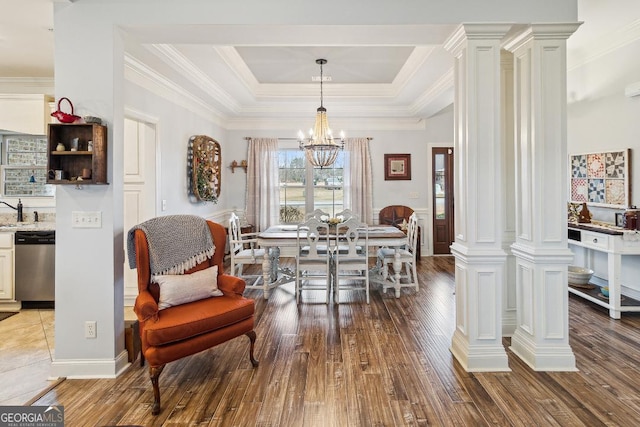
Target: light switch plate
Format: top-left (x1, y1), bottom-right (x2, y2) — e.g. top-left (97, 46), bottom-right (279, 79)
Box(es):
top-left (409, 191), bottom-right (419, 199)
top-left (72, 211), bottom-right (102, 228)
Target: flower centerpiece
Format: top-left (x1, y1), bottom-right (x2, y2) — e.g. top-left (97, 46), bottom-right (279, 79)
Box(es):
top-left (321, 215), bottom-right (344, 232)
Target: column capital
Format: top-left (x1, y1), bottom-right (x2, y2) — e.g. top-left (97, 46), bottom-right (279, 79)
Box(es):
top-left (502, 22), bottom-right (582, 52)
top-left (444, 23), bottom-right (513, 56)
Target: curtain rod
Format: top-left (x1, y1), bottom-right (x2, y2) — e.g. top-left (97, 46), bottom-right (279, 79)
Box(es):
top-left (244, 137), bottom-right (373, 141)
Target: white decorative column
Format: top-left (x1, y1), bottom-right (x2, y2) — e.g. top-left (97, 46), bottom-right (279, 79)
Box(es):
top-left (503, 24), bottom-right (581, 371)
top-left (500, 51), bottom-right (517, 336)
top-left (444, 24), bottom-right (512, 372)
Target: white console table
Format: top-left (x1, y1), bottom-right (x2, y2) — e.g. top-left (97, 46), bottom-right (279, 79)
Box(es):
top-left (568, 224), bottom-right (640, 319)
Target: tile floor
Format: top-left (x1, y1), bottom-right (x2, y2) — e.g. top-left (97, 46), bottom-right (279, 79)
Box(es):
top-left (0, 307), bottom-right (137, 405)
top-left (0, 309), bottom-right (56, 405)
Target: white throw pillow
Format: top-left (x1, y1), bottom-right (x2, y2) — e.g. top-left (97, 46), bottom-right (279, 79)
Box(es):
top-left (155, 265), bottom-right (223, 310)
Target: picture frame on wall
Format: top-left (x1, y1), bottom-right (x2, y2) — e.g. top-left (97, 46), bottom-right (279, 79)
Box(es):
top-left (384, 153), bottom-right (411, 180)
top-left (569, 148), bottom-right (631, 208)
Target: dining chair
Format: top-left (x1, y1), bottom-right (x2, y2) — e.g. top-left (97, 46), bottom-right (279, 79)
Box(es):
top-left (377, 212), bottom-right (419, 293)
top-left (332, 218), bottom-right (370, 304)
top-left (295, 217), bottom-right (332, 303)
top-left (306, 208), bottom-right (330, 221)
top-left (378, 204), bottom-right (421, 257)
top-left (335, 208), bottom-right (358, 221)
top-left (229, 212), bottom-right (267, 289)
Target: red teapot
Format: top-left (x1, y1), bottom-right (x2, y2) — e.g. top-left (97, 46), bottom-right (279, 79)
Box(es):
top-left (51, 97), bottom-right (81, 123)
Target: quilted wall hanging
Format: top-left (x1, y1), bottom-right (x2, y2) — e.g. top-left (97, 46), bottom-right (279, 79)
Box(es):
top-left (570, 148), bottom-right (630, 208)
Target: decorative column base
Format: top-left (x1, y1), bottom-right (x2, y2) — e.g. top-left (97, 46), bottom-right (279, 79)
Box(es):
top-left (509, 328), bottom-right (577, 372)
top-left (509, 244), bottom-right (577, 371)
top-left (451, 330), bottom-right (511, 372)
top-left (450, 243), bottom-right (510, 372)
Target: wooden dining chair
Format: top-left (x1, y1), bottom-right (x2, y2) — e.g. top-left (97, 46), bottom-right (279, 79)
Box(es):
top-left (332, 218), bottom-right (370, 304)
top-left (295, 217), bottom-right (332, 303)
top-left (377, 212), bottom-right (419, 293)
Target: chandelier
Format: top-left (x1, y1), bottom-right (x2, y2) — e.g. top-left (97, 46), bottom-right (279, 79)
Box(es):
top-left (298, 59), bottom-right (345, 168)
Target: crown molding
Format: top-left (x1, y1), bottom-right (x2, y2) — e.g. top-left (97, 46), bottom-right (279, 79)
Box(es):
top-left (0, 77), bottom-right (54, 94)
top-left (391, 46), bottom-right (436, 92)
top-left (216, 45), bottom-right (436, 99)
top-left (148, 44), bottom-right (242, 113)
top-left (215, 46), bottom-right (261, 95)
top-left (124, 53), bottom-right (435, 130)
top-left (409, 67), bottom-right (453, 114)
top-left (225, 116), bottom-right (426, 131)
top-left (124, 54), bottom-right (227, 127)
top-left (568, 19), bottom-right (640, 71)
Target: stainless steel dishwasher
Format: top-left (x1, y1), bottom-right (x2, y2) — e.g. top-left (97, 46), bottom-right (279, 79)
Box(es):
top-left (15, 230), bottom-right (55, 308)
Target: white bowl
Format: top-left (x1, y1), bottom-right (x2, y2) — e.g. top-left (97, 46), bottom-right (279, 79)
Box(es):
top-left (568, 265), bottom-right (594, 285)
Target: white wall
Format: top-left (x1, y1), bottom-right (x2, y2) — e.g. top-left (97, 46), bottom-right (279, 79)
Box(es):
top-left (125, 81), bottom-right (229, 220)
top-left (567, 37), bottom-right (640, 293)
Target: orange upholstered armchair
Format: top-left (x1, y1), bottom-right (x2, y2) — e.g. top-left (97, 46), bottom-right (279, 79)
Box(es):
top-left (130, 218), bottom-right (258, 415)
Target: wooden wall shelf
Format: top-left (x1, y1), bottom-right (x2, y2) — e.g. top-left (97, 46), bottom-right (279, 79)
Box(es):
top-left (47, 123), bottom-right (108, 185)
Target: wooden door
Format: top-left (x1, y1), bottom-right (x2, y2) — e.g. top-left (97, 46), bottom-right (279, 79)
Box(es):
top-left (123, 118), bottom-right (157, 305)
top-left (432, 147), bottom-right (454, 254)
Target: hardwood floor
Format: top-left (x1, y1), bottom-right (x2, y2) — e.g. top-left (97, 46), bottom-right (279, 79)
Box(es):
top-left (30, 257), bottom-right (640, 426)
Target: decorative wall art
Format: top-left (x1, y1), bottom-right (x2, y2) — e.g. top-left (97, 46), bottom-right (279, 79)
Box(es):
top-left (569, 148), bottom-right (631, 208)
top-left (384, 153), bottom-right (411, 180)
top-left (188, 135), bottom-right (221, 203)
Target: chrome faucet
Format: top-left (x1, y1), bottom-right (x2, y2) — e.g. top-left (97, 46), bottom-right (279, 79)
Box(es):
top-left (0, 198), bottom-right (23, 222)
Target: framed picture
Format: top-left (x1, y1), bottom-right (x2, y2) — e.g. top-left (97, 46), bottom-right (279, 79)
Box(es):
top-left (569, 148), bottom-right (631, 208)
top-left (384, 153), bottom-right (411, 180)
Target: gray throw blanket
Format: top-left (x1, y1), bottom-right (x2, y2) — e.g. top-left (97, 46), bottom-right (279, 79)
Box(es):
top-left (127, 215), bottom-right (215, 277)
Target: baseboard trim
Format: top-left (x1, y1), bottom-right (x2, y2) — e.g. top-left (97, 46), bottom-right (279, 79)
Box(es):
top-left (50, 350), bottom-right (130, 379)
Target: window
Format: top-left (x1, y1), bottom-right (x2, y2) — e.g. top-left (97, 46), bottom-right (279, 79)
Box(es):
top-left (278, 149), bottom-right (345, 223)
top-left (1, 135), bottom-right (54, 197)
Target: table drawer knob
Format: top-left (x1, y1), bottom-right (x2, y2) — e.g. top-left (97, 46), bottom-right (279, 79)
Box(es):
top-left (593, 238), bottom-right (598, 243)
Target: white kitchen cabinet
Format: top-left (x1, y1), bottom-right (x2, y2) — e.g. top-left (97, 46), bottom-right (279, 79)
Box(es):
top-left (0, 232), bottom-right (14, 300)
top-left (0, 94), bottom-right (52, 135)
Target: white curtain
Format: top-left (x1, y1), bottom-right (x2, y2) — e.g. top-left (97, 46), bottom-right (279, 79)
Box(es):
top-left (343, 137), bottom-right (373, 224)
top-left (245, 138), bottom-right (280, 231)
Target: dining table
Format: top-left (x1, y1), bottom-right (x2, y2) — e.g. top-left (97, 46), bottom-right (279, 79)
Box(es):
top-left (255, 224), bottom-right (409, 299)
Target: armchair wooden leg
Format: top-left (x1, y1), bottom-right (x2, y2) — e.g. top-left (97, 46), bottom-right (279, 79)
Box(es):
top-left (246, 330), bottom-right (259, 367)
top-left (149, 364), bottom-right (165, 415)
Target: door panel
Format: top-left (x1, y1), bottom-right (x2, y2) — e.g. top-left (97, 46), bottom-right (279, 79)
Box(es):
top-left (432, 147), bottom-right (454, 254)
top-left (123, 118), bottom-right (157, 304)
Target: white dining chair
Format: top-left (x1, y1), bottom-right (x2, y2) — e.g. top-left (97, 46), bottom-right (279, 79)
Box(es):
top-left (334, 209), bottom-right (358, 221)
top-left (228, 212), bottom-right (267, 289)
top-left (332, 218), bottom-right (369, 304)
top-left (306, 209), bottom-right (330, 221)
top-left (377, 212), bottom-right (419, 293)
top-left (295, 217), bottom-right (332, 304)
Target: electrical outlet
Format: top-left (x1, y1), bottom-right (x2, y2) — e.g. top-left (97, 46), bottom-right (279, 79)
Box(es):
top-left (85, 321), bottom-right (97, 339)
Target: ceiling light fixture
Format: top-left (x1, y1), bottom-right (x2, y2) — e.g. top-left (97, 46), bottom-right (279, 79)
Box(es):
top-left (298, 59), bottom-right (344, 168)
